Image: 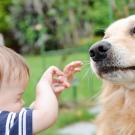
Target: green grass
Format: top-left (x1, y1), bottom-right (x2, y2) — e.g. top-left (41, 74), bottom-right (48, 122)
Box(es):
top-left (23, 51), bottom-right (102, 135)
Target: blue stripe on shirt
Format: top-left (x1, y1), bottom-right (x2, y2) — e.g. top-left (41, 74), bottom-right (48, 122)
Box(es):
top-left (26, 109), bottom-right (32, 135)
top-left (0, 108), bottom-right (32, 135)
top-left (0, 111), bottom-right (9, 135)
top-left (9, 111), bottom-right (19, 135)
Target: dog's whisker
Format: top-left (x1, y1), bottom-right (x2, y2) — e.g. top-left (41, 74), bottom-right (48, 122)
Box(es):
top-left (88, 69), bottom-right (91, 94)
top-left (82, 62), bottom-right (90, 66)
top-left (85, 90), bottom-right (101, 103)
top-left (82, 62), bottom-right (90, 65)
top-left (81, 67), bottom-right (90, 81)
top-left (84, 68), bottom-right (102, 102)
top-left (83, 60), bottom-right (89, 62)
top-left (81, 64), bottom-right (90, 70)
top-left (84, 68), bottom-right (98, 101)
top-left (81, 65), bottom-right (90, 70)
top-left (82, 60), bottom-right (90, 63)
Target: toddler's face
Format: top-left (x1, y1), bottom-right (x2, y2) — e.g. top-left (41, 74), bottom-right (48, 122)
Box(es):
top-left (0, 45), bottom-right (30, 112)
top-left (0, 81), bottom-right (27, 112)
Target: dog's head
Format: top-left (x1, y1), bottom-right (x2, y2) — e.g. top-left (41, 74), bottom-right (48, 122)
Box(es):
top-left (89, 15), bottom-right (135, 86)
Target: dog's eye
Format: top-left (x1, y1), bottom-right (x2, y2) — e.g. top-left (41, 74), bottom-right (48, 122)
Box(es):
top-left (132, 27), bottom-right (135, 34)
top-left (131, 27), bottom-right (135, 35)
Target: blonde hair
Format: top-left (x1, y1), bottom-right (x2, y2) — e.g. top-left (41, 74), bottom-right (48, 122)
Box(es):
top-left (0, 46), bottom-right (29, 89)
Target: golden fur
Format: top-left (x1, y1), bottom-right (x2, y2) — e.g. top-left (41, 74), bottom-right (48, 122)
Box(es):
top-left (90, 15), bottom-right (135, 135)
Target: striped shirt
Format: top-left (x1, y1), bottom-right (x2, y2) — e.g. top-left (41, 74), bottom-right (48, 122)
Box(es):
top-left (0, 108), bottom-right (32, 135)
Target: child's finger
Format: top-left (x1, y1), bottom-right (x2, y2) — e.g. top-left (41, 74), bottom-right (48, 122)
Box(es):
top-left (67, 61), bottom-right (82, 70)
top-left (64, 61), bottom-right (82, 69)
top-left (50, 66), bottom-right (64, 76)
top-left (74, 68), bottom-right (81, 72)
top-left (53, 79), bottom-right (69, 87)
top-left (53, 83), bottom-right (70, 92)
top-left (40, 66), bottom-right (64, 84)
top-left (65, 67), bottom-right (81, 76)
top-left (64, 61), bottom-right (83, 72)
top-left (53, 86), bottom-right (66, 93)
top-left (53, 79), bottom-right (64, 84)
top-left (69, 61), bottom-right (83, 66)
top-left (53, 78), bottom-right (70, 88)
top-left (45, 66), bottom-right (64, 78)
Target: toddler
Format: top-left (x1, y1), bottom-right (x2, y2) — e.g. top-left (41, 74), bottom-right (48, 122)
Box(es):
top-left (0, 45), bottom-right (82, 135)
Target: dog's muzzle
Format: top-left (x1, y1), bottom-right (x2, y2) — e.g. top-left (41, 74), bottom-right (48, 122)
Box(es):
top-left (89, 41), bottom-right (112, 62)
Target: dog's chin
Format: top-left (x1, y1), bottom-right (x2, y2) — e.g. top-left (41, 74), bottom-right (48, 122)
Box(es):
top-left (92, 64), bottom-right (135, 84)
top-left (101, 70), bottom-right (135, 83)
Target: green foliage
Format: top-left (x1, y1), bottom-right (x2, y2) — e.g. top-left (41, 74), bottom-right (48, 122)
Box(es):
top-left (0, 0), bottom-right (11, 31)
top-left (9, 0), bottom-right (112, 52)
top-left (57, 109), bottom-right (95, 127)
top-left (9, 0), bottom-right (47, 52)
top-left (1, 0), bottom-right (135, 52)
top-left (86, 0), bottom-right (111, 31)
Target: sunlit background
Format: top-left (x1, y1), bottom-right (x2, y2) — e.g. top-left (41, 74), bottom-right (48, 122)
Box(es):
top-left (0, 0), bottom-right (134, 134)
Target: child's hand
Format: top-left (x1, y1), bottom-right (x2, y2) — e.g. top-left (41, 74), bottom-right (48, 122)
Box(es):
top-left (64, 61), bottom-right (83, 81)
top-left (38, 66), bottom-right (62, 86)
top-left (37, 61), bottom-right (82, 96)
top-left (37, 66), bottom-right (67, 89)
top-left (41, 66), bottom-right (64, 84)
top-left (37, 66), bottom-right (70, 94)
top-left (52, 61), bottom-right (83, 95)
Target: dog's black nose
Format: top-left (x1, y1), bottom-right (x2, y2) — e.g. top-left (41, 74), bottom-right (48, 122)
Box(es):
top-left (89, 41), bottom-right (111, 61)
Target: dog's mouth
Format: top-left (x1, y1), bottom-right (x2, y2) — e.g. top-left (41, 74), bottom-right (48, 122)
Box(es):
top-left (98, 66), bottom-right (135, 74)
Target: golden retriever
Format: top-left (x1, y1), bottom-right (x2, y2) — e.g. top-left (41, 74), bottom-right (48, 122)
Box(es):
top-left (89, 15), bottom-right (135, 135)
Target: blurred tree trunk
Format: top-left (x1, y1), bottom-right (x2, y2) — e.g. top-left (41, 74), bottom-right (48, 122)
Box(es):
top-left (123, 0), bottom-right (129, 16)
top-left (68, 9), bottom-right (79, 45)
top-left (110, 0), bottom-right (117, 11)
top-left (0, 34), bottom-right (4, 46)
top-left (111, 0), bottom-right (130, 18)
top-left (128, 0), bottom-right (135, 14)
top-left (109, 0), bottom-right (120, 17)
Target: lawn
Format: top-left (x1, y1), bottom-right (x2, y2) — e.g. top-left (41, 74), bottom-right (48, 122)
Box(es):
top-left (23, 51), bottom-right (102, 135)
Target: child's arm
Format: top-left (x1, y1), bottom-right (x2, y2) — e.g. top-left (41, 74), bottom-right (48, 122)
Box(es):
top-left (31, 66), bottom-right (69, 133)
top-left (31, 61), bottom-right (82, 133)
